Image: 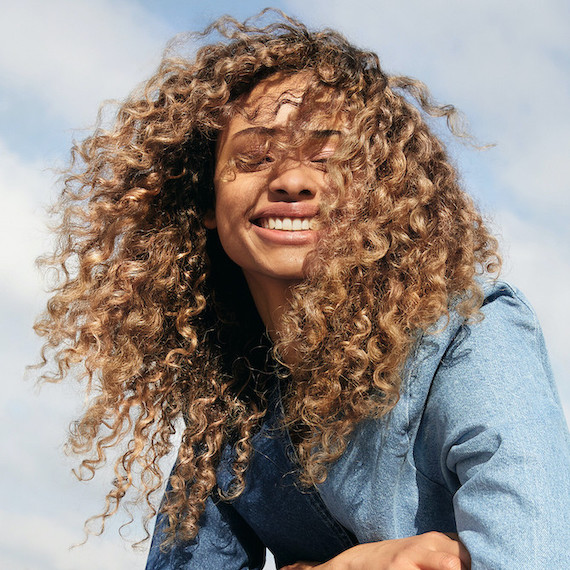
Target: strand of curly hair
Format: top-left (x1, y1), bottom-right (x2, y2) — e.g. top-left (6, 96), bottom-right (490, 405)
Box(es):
top-left (34, 9), bottom-right (500, 546)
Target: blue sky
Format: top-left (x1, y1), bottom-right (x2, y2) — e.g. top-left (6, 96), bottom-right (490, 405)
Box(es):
top-left (1, 1), bottom-right (568, 568)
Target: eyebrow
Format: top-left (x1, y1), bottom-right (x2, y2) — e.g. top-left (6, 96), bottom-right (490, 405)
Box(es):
top-left (231, 126), bottom-right (342, 140)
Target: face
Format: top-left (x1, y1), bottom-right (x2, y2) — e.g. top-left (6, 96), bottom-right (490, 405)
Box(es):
top-left (207, 73), bottom-right (340, 291)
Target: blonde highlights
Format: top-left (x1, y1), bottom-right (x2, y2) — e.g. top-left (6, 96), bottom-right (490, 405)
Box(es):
top-left (34, 10), bottom-right (500, 544)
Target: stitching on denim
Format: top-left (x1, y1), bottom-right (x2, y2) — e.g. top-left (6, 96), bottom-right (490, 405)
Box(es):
top-left (305, 488), bottom-right (358, 549)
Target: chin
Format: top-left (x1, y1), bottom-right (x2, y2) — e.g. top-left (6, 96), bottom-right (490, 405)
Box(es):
top-left (268, 269), bottom-right (306, 282)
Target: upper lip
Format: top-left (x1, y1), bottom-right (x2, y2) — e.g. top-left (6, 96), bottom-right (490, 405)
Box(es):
top-left (251, 203), bottom-right (319, 221)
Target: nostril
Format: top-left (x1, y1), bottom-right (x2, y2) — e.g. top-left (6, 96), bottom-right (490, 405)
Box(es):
top-left (299, 189), bottom-right (312, 196)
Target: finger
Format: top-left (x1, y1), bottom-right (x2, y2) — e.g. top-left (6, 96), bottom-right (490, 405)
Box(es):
top-left (415, 550), bottom-right (464, 570)
top-left (442, 533), bottom-right (471, 568)
top-left (414, 532), bottom-right (470, 569)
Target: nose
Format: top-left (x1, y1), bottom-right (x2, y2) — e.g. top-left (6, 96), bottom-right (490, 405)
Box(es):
top-left (268, 160), bottom-right (317, 201)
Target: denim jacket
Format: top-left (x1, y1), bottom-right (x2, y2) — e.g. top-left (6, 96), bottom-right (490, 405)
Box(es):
top-left (147, 281), bottom-right (570, 569)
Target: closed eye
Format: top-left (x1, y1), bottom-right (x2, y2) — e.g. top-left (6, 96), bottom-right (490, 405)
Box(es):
top-left (305, 138), bottom-right (337, 171)
top-left (308, 148), bottom-right (335, 170)
top-left (309, 157), bottom-right (328, 171)
top-left (235, 152), bottom-right (275, 172)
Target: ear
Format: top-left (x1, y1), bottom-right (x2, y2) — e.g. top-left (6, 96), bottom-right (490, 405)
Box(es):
top-left (203, 210), bottom-right (217, 229)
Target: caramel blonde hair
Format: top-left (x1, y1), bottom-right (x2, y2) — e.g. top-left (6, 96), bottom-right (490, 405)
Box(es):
top-left (34, 10), bottom-right (500, 544)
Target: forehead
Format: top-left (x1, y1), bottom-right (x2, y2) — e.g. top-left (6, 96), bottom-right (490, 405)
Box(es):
top-left (240, 72), bottom-right (310, 117)
top-left (220, 73), bottom-right (341, 145)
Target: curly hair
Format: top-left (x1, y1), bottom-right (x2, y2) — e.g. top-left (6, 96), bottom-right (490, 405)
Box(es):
top-left (34, 9), bottom-right (500, 545)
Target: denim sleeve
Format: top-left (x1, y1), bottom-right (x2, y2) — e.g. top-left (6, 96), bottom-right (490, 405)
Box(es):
top-left (145, 489), bottom-right (266, 570)
top-left (423, 284), bottom-right (570, 569)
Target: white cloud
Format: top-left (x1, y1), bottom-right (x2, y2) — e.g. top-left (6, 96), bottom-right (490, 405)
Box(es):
top-left (0, 0), bottom-right (170, 127)
top-left (0, 141), bottom-right (54, 307)
top-left (0, 509), bottom-right (148, 570)
top-left (0, 372), bottom-right (173, 570)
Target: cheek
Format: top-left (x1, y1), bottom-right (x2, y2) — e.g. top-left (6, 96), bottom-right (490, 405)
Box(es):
top-left (213, 183), bottom-right (235, 225)
top-left (214, 174), bottom-right (261, 223)
top-left (211, 182), bottom-right (246, 249)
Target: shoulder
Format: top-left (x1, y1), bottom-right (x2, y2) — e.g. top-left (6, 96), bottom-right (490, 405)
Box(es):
top-left (419, 279), bottom-right (563, 434)
top-left (474, 279), bottom-right (542, 348)
top-left (443, 279), bottom-right (543, 357)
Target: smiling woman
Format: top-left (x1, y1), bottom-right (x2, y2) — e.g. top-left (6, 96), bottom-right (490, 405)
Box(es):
top-left (34, 9), bottom-right (570, 570)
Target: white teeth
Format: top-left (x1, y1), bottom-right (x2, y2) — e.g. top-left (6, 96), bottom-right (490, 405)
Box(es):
top-left (261, 217), bottom-right (316, 231)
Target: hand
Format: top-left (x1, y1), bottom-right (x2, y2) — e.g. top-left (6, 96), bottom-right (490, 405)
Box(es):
top-left (280, 532), bottom-right (470, 570)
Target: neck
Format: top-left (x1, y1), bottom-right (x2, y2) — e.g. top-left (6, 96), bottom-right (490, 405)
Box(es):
top-left (243, 272), bottom-right (298, 350)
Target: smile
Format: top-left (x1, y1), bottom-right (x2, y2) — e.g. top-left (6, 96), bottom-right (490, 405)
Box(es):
top-left (257, 217), bottom-right (317, 231)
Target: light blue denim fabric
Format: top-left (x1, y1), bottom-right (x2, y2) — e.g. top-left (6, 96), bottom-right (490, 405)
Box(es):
top-left (147, 281), bottom-right (570, 569)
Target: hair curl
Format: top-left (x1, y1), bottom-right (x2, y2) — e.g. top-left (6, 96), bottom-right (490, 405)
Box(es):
top-left (34, 9), bottom-right (500, 545)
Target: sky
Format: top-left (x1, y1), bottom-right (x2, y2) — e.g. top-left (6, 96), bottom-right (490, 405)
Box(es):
top-left (0, 0), bottom-right (568, 568)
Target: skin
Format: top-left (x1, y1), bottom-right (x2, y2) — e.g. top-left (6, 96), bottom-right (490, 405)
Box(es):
top-left (208, 74), bottom-right (471, 570)
top-left (280, 533), bottom-right (470, 570)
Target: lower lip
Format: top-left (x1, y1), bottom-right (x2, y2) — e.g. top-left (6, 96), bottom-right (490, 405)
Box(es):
top-left (252, 224), bottom-right (318, 245)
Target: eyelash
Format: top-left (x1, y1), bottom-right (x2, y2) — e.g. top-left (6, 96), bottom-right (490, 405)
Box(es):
top-left (235, 152), bottom-right (275, 172)
top-left (309, 156), bottom-right (328, 171)
top-left (234, 152), bottom-right (329, 172)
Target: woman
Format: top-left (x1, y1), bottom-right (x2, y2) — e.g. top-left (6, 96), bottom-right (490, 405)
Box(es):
top-left (35, 11), bottom-right (570, 570)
